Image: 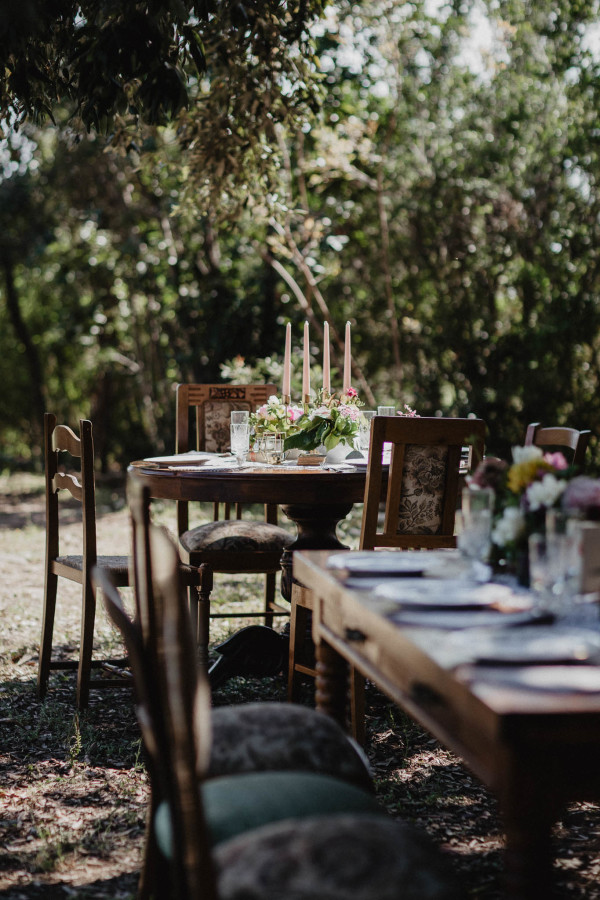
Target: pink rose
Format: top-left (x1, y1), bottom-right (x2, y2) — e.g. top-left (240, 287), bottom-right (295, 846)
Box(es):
top-left (543, 452), bottom-right (568, 470)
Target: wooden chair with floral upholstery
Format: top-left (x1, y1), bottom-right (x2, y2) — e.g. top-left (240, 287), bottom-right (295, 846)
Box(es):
top-left (524, 422), bottom-right (590, 469)
top-left (94, 494), bottom-right (459, 900)
top-left (288, 415), bottom-right (486, 742)
top-left (175, 383), bottom-right (293, 662)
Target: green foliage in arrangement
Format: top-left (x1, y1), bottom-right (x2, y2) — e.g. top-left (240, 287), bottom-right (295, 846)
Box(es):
top-left (2, 0), bottom-right (600, 469)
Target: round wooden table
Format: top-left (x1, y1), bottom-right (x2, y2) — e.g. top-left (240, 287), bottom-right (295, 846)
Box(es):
top-left (128, 459), bottom-right (371, 598)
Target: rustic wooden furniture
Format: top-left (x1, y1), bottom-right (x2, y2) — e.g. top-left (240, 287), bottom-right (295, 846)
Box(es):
top-left (95, 507), bottom-right (459, 900)
top-left (524, 422), bottom-right (591, 468)
top-left (175, 383), bottom-right (292, 636)
top-left (294, 548), bottom-right (600, 900)
top-left (37, 413), bottom-right (212, 709)
top-left (128, 458), bottom-right (373, 680)
top-left (287, 416), bottom-right (486, 735)
top-left (360, 416), bottom-right (486, 550)
top-left (37, 413), bottom-right (132, 710)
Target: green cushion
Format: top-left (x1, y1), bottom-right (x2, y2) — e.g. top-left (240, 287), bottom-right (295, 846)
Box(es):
top-left (155, 770), bottom-right (380, 858)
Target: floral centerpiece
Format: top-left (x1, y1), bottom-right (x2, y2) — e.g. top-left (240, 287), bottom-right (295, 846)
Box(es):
top-left (469, 445), bottom-right (587, 575)
top-left (249, 395), bottom-right (304, 437)
top-left (283, 387), bottom-right (363, 454)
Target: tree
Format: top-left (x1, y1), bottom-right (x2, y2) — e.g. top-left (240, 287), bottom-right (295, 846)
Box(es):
top-left (0, 0), bottom-right (324, 200)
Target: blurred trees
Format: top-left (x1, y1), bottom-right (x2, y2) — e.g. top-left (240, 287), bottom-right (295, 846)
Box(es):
top-left (2, 0), bottom-right (600, 469)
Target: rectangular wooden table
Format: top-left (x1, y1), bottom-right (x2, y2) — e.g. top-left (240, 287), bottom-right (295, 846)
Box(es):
top-left (293, 549), bottom-right (600, 900)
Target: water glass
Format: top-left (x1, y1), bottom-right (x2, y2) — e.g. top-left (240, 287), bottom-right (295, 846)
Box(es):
top-left (377, 406), bottom-right (396, 417)
top-left (358, 410), bottom-right (376, 453)
top-left (458, 486), bottom-right (494, 564)
top-left (230, 422), bottom-right (250, 464)
top-left (230, 410), bottom-right (249, 425)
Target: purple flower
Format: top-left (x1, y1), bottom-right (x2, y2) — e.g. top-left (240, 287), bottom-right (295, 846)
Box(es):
top-left (562, 476), bottom-right (600, 517)
top-left (469, 457), bottom-right (508, 493)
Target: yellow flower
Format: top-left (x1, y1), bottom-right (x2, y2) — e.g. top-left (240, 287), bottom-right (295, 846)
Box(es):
top-left (507, 458), bottom-right (554, 494)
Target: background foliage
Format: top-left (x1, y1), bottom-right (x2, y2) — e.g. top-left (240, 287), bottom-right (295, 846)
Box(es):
top-left (2, 0), bottom-right (600, 471)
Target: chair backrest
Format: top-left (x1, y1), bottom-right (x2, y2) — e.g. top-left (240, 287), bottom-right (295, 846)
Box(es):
top-left (524, 422), bottom-right (590, 468)
top-left (99, 475), bottom-right (219, 900)
top-left (176, 383), bottom-right (278, 454)
top-left (45, 411), bottom-right (97, 569)
top-left (360, 416), bottom-right (486, 550)
top-left (175, 383), bottom-right (278, 533)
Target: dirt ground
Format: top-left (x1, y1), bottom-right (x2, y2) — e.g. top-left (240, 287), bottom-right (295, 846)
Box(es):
top-left (1, 473), bottom-right (600, 898)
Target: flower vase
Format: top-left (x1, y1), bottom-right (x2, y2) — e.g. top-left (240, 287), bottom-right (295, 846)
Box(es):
top-left (324, 443), bottom-right (350, 464)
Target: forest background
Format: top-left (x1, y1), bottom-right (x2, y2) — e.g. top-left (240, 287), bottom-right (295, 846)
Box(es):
top-left (2, 0), bottom-right (600, 472)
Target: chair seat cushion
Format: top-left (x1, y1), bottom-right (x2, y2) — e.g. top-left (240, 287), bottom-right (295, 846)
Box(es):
top-left (154, 771), bottom-right (380, 856)
top-left (214, 812), bottom-right (459, 899)
top-left (56, 555), bottom-right (130, 578)
top-left (180, 520), bottom-right (294, 553)
top-left (209, 702), bottom-right (372, 791)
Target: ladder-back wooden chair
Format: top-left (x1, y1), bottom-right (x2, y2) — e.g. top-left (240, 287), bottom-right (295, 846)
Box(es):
top-left (288, 416), bottom-right (486, 741)
top-left (37, 413), bottom-right (132, 710)
top-left (38, 413), bottom-right (212, 709)
top-left (95, 505), bottom-right (459, 900)
top-left (524, 422), bottom-right (590, 469)
top-left (175, 384), bottom-right (293, 652)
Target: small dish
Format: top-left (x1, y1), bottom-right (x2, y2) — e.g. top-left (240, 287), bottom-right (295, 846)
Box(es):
top-left (143, 453), bottom-right (211, 467)
top-left (327, 552), bottom-right (426, 578)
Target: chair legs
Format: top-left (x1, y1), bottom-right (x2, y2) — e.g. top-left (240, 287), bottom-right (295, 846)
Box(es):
top-left (37, 569), bottom-right (59, 700)
top-left (77, 575), bottom-right (98, 710)
top-left (189, 584), bottom-right (212, 673)
top-left (287, 584), bottom-right (315, 703)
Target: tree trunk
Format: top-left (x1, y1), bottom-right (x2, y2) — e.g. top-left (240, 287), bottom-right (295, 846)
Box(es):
top-left (2, 259), bottom-right (46, 439)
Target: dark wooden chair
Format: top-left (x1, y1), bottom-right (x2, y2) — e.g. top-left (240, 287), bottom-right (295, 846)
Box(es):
top-left (524, 422), bottom-right (590, 468)
top-left (288, 416), bottom-right (486, 741)
top-left (360, 416), bottom-right (486, 551)
top-left (37, 413), bottom-right (132, 710)
top-left (95, 492), bottom-right (459, 900)
top-left (175, 383), bottom-right (293, 657)
top-left (38, 412), bottom-right (211, 709)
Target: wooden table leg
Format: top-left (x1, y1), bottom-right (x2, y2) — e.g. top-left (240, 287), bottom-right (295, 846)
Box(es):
top-left (279, 502), bottom-right (353, 600)
top-left (499, 756), bottom-right (560, 899)
top-left (315, 637), bottom-right (349, 731)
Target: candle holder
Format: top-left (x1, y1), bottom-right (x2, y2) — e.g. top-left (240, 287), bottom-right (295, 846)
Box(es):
top-left (303, 394), bottom-right (311, 411)
top-left (282, 394), bottom-right (291, 407)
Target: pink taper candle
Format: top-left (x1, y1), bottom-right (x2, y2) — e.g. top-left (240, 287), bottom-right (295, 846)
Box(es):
top-left (323, 321), bottom-right (331, 394)
top-left (302, 320), bottom-right (310, 401)
top-left (343, 321), bottom-right (351, 393)
top-left (282, 322), bottom-right (291, 399)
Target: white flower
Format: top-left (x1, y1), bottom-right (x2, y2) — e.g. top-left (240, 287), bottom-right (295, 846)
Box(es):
top-left (526, 473), bottom-right (567, 512)
top-left (492, 507), bottom-right (525, 547)
top-left (511, 445), bottom-right (543, 464)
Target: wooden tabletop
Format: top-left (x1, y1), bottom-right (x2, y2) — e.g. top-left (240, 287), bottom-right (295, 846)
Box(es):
top-left (293, 549), bottom-right (600, 899)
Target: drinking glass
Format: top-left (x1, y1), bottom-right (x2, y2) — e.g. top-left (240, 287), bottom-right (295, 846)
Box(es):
top-left (358, 410), bottom-right (376, 454)
top-left (528, 533), bottom-right (553, 604)
top-left (377, 406), bottom-right (396, 417)
top-left (458, 486), bottom-right (494, 565)
top-left (230, 423), bottom-right (250, 465)
top-left (230, 410), bottom-right (249, 425)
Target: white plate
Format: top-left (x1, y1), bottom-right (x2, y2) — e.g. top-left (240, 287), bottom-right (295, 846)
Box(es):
top-left (327, 552), bottom-right (427, 577)
top-left (374, 579), bottom-right (519, 609)
top-left (389, 608), bottom-right (546, 630)
top-left (143, 453), bottom-right (213, 467)
top-left (448, 626), bottom-right (600, 665)
top-left (477, 665), bottom-right (600, 693)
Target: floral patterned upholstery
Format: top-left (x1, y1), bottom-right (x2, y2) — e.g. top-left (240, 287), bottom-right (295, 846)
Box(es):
top-left (209, 702), bottom-right (372, 792)
top-left (214, 813), bottom-right (460, 899)
top-left (204, 401), bottom-right (252, 452)
top-left (396, 444), bottom-right (448, 535)
top-left (180, 520), bottom-right (294, 553)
